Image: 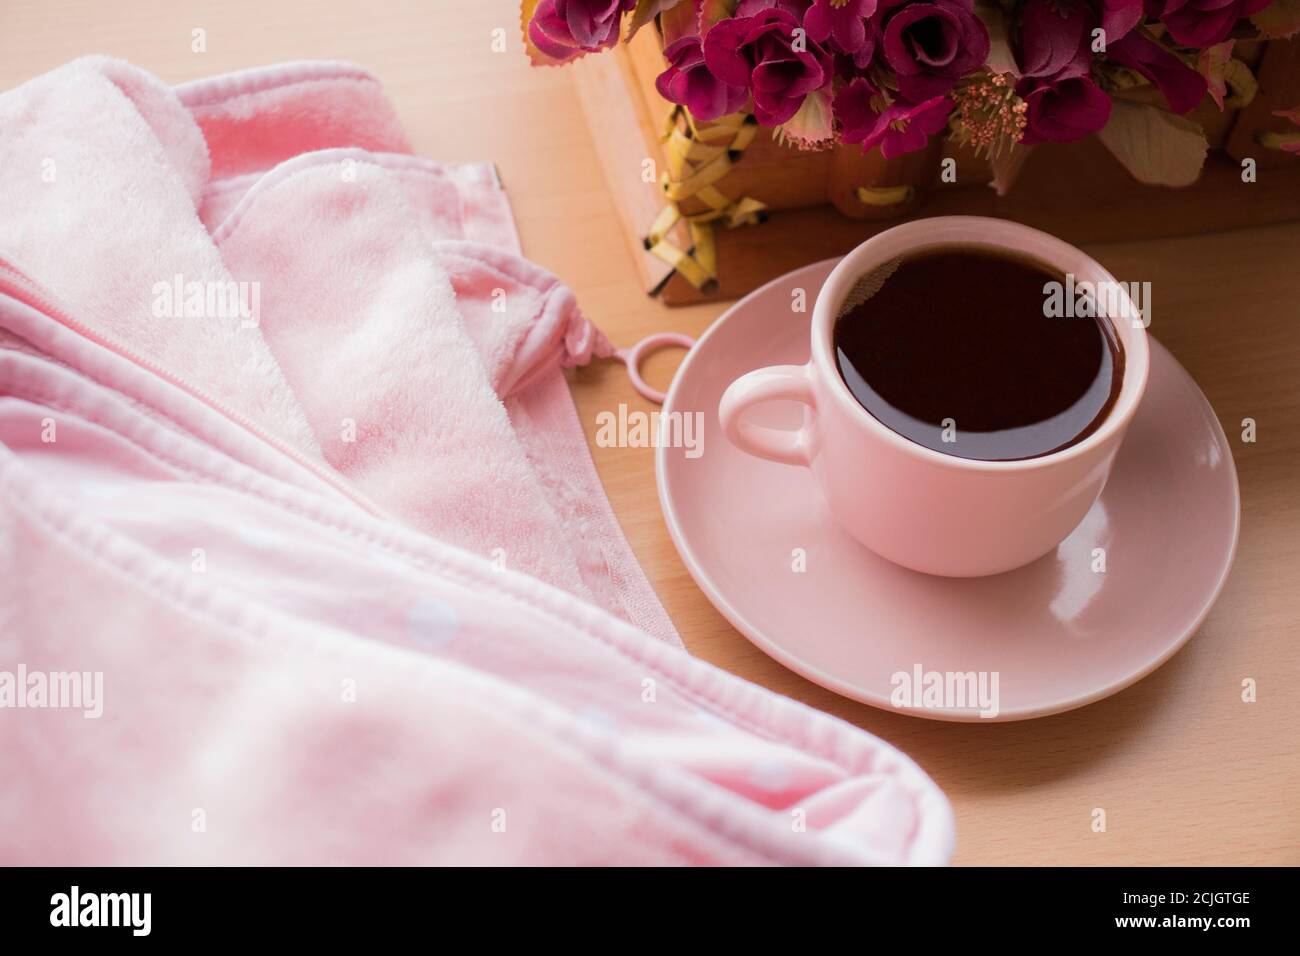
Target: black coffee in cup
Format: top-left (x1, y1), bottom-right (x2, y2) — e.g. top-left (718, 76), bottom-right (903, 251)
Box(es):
top-left (832, 246), bottom-right (1125, 462)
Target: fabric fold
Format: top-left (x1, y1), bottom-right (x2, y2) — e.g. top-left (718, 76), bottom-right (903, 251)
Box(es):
top-left (0, 56), bottom-right (953, 866)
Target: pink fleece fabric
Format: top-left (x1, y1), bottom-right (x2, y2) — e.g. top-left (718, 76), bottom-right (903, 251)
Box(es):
top-left (0, 57), bottom-right (954, 865)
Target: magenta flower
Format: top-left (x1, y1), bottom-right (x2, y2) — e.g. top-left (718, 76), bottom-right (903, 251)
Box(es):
top-left (704, 7), bottom-right (833, 125)
top-left (881, 0), bottom-right (991, 99)
top-left (1144, 0), bottom-right (1273, 48)
top-left (528, 0), bottom-right (636, 63)
top-left (735, 0), bottom-right (814, 13)
top-left (851, 18), bottom-right (884, 69)
top-left (1097, 0), bottom-right (1144, 40)
top-left (656, 35), bottom-right (749, 121)
top-left (830, 17), bottom-right (884, 73)
top-left (834, 77), bottom-right (954, 157)
top-left (1017, 0), bottom-right (1092, 80)
top-left (805, 0), bottom-right (879, 54)
top-left (1016, 73), bottom-right (1112, 143)
top-left (1109, 29), bottom-right (1208, 114)
top-left (1015, 0), bottom-right (1145, 83)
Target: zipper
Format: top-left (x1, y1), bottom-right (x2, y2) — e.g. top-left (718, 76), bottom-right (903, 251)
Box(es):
top-left (0, 260), bottom-right (387, 518)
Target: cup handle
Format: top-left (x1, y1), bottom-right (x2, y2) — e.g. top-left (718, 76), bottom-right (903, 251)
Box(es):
top-left (718, 364), bottom-right (817, 467)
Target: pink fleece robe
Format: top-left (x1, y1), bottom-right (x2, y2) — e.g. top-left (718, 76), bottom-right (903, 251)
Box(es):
top-left (0, 57), bottom-right (953, 865)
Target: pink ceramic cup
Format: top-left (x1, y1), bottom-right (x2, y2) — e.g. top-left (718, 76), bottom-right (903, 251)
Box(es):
top-left (718, 217), bottom-right (1151, 577)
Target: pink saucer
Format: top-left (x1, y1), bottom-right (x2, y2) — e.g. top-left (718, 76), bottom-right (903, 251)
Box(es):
top-left (656, 259), bottom-right (1240, 721)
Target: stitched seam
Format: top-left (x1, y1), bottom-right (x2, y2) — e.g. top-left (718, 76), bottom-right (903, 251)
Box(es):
top-left (1, 462), bottom-right (808, 866)
top-left (4, 391), bottom-right (215, 488)
top-left (2, 377), bottom-right (877, 770)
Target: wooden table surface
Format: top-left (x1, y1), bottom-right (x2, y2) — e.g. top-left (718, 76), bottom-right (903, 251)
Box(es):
top-left (3, 0), bottom-right (1296, 866)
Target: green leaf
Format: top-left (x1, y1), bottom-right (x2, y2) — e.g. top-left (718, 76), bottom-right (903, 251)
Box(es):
top-left (660, 0), bottom-right (700, 46)
top-left (1253, 0), bottom-right (1300, 38)
top-left (1196, 41), bottom-right (1235, 110)
top-left (627, 0), bottom-right (686, 41)
top-left (696, 0), bottom-right (738, 30)
top-left (1096, 100), bottom-right (1208, 187)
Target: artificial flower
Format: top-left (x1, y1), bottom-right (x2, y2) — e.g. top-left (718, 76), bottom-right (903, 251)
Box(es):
top-left (1144, 0), bottom-right (1273, 48)
top-left (951, 72), bottom-right (1029, 155)
top-left (835, 76), bottom-right (955, 155)
top-left (656, 35), bottom-right (750, 120)
top-left (1109, 28), bottom-right (1209, 113)
top-left (838, 17), bottom-right (884, 71)
top-left (704, 7), bottom-right (833, 124)
top-left (778, 87), bottom-right (839, 147)
top-left (528, 0), bottom-right (636, 63)
top-left (881, 0), bottom-right (991, 99)
top-left (733, 0), bottom-right (817, 17)
top-left (805, 0), bottom-right (879, 54)
top-left (1017, 72), bottom-right (1113, 142)
top-left (1197, 40), bottom-right (1236, 109)
top-left (523, 0), bottom-right (1229, 169)
top-left (1017, 0), bottom-right (1093, 79)
top-left (1097, 0), bottom-right (1144, 41)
